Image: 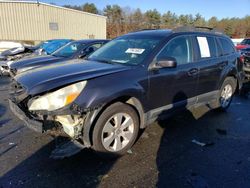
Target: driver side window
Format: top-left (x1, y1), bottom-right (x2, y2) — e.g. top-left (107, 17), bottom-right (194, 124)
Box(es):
top-left (82, 43), bottom-right (103, 56)
top-left (157, 36), bottom-right (193, 65)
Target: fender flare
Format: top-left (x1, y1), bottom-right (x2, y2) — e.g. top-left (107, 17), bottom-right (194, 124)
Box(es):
top-left (82, 96), bottom-right (146, 147)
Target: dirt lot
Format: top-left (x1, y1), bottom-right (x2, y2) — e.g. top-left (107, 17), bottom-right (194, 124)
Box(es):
top-left (1, 76), bottom-right (250, 188)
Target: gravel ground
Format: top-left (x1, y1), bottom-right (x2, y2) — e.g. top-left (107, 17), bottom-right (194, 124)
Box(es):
top-left (1, 76), bottom-right (250, 188)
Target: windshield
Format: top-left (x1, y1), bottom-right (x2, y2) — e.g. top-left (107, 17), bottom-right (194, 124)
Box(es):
top-left (241, 39), bottom-right (250, 45)
top-left (88, 38), bottom-right (161, 65)
top-left (32, 42), bottom-right (45, 50)
top-left (52, 41), bottom-right (85, 58)
top-left (44, 40), bottom-right (70, 54)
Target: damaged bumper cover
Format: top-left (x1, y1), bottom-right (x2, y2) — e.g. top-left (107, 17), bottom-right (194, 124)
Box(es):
top-left (0, 64), bottom-right (10, 75)
top-left (9, 79), bottom-right (104, 149)
top-left (9, 96), bottom-right (96, 142)
top-left (9, 99), bottom-right (44, 133)
top-left (9, 99), bottom-right (90, 159)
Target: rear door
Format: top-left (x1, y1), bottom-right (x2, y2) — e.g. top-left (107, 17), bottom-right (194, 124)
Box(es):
top-left (194, 35), bottom-right (223, 103)
top-left (148, 35), bottom-right (199, 118)
top-left (195, 35), bottom-right (236, 103)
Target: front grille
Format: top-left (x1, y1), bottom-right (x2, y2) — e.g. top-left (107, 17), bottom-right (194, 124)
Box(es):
top-left (244, 61), bottom-right (250, 67)
top-left (245, 52), bottom-right (250, 57)
top-left (244, 55), bottom-right (250, 63)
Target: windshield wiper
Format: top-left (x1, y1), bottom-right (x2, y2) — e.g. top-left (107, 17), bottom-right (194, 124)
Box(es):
top-left (89, 58), bottom-right (114, 64)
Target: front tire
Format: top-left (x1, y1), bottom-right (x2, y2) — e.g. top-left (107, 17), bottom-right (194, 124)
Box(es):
top-left (217, 77), bottom-right (237, 111)
top-left (92, 102), bottom-right (139, 157)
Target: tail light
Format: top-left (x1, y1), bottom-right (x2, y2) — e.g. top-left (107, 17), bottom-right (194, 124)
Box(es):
top-left (240, 55), bottom-right (245, 63)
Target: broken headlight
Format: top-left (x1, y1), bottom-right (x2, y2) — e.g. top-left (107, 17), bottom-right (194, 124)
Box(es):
top-left (29, 81), bottom-right (87, 111)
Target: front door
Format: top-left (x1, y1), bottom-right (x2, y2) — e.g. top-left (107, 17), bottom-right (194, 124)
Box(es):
top-left (148, 35), bottom-right (199, 119)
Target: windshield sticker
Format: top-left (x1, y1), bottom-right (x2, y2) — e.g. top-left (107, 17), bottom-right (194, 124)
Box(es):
top-left (125, 48), bottom-right (145, 54)
top-left (197, 37), bottom-right (210, 58)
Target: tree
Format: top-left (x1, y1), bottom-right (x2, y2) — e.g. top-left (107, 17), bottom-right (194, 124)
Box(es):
top-left (208, 16), bottom-right (218, 28)
top-left (62, 3), bottom-right (250, 38)
top-left (178, 14), bottom-right (189, 26)
top-left (63, 5), bottom-right (82, 11)
top-left (131, 8), bottom-right (145, 30)
top-left (193, 13), bottom-right (206, 26)
top-left (82, 3), bottom-right (98, 14)
top-left (145, 9), bottom-right (161, 28)
top-left (104, 5), bottom-right (123, 38)
top-left (162, 11), bottom-right (178, 28)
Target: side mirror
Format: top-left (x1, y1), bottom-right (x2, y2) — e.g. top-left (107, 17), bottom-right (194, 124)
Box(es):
top-left (155, 57), bottom-right (177, 69)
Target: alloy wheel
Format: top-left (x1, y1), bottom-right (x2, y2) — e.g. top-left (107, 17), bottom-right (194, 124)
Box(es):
top-left (101, 113), bottom-right (135, 152)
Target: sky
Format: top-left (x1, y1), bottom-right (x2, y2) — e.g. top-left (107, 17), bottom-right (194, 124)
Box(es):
top-left (41, 0), bottom-right (250, 20)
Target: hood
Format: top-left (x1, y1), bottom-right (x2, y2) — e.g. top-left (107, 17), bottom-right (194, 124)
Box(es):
top-left (0, 61), bottom-right (7, 66)
top-left (15, 59), bottom-right (132, 95)
top-left (1, 46), bottom-right (25, 56)
top-left (0, 55), bottom-right (7, 61)
top-left (10, 55), bottom-right (65, 70)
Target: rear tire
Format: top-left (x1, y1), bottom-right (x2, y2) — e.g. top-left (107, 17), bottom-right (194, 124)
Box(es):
top-left (92, 102), bottom-right (139, 157)
top-left (217, 77), bottom-right (237, 111)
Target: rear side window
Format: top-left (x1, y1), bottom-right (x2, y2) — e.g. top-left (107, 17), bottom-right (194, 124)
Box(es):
top-left (207, 37), bottom-right (218, 58)
top-left (218, 38), bottom-right (235, 55)
top-left (157, 36), bottom-right (193, 65)
top-left (196, 36), bottom-right (218, 58)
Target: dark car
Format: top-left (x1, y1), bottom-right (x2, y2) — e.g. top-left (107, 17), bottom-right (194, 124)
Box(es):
top-left (9, 27), bottom-right (243, 158)
top-left (236, 38), bottom-right (250, 51)
top-left (239, 47), bottom-right (250, 80)
top-left (0, 39), bottom-right (72, 61)
top-left (35, 39), bottom-right (73, 55)
top-left (9, 40), bottom-right (109, 76)
top-left (0, 39), bottom-right (72, 75)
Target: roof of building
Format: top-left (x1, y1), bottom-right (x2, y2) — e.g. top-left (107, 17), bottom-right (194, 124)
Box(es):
top-left (0, 1), bottom-right (107, 19)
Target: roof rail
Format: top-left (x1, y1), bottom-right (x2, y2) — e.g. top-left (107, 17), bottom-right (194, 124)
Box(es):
top-left (173, 26), bottom-right (224, 35)
top-left (133, 28), bottom-right (157, 32)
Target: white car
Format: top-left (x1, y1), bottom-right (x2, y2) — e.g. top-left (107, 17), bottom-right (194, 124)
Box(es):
top-left (0, 60), bottom-right (13, 76)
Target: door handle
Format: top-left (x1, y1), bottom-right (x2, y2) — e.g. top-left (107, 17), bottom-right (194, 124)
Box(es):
top-left (188, 68), bottom-right (198, 76)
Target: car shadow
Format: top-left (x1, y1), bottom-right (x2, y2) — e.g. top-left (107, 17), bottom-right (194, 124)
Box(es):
top-left (1, 89), bottom-right (249, 188)
top-left (0, 138), bottom-right (117, 188)
top-left (240, 82), bottom-right (250, 98)
top-left (156, 91), bottom-right (222, 187)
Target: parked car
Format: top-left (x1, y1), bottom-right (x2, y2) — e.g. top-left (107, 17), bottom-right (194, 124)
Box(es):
top-left (34, 39), bottom-right (73, 55)
top-left (239, 47), bottom-right (250, 80)
top-left (8, 40), bottom-right (108, 76)
top-left (0, 39), bottom-right (72, 76)
top-left (0, 39), bottom-right (72, 61)
top-left (9, 27), bottom-right (243, 158)
top-left (236, 38), bottom-right (250, 51)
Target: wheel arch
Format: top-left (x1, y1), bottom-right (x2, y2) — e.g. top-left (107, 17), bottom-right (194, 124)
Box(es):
top-left (82, 95), bottom-right (146, 147)
top-left (220, 67), bottom-right (238, 92)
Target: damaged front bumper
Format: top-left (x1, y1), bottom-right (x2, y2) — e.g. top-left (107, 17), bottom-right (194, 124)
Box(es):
top-left (9, 99), bottom-right (90, 159)
top-left (9, 98), bottom-right (87, 139)
top-left (0, 65), bottom-right (10, 76)
top-left (9, 99), bottom-right (44, 132)
top-left (9, 79), bottom-right (105, 154)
